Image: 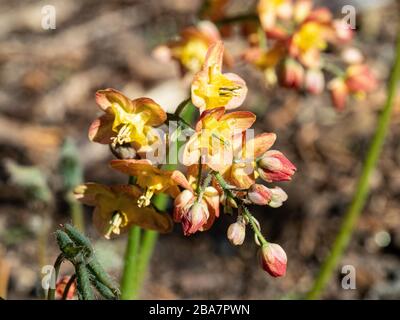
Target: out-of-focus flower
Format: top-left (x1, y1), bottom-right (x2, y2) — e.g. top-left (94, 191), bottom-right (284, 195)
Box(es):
top-left (341, 47), bottom-right (364, 65)
top-left (328, 77), bottom-right (349, 111)
top-left (109, 159), bottom-right (192, 207)
top-left (279, 58), bottom-right (305, 89)
top-left (191, 41), bottom-right (247, 112)
top-left (259, 243), bottom-right (287, 277)
top-left (258, 150), bottom-right (296, 183)
top-left (154, 21), bottom-right (227, 74)
top-left (331, 19), bottom-right (354, 44)
top-left (290, 21), bottom-right (328, 68)
top-left (328, 64), bottom-right (377, 110)
top-left (305, 68), bottom-right (325, 94)
top-left (227, 220), bottom-right (246, 245)
top-left (89, 89), bottom-right (166, 152)
top-left (74, 183), bottom-right (173, 238)
top-left (345, 64), bottom-right (378, 95)
top-left (258, 0), bottom-right (293, 32)
top-left (293, 0), bottom-right (312, 24)
top-left (247, 184), bottom-right (272, 205)
top-left (173, 187), bottom-right (220, 235)
top-left (183, 107), bottom-right (256, 172)
top-left (56, 276), bottom-right (76, 300)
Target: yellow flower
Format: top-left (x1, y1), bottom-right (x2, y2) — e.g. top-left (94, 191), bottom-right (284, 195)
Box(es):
top-left (170, 21), bottom-right (221, 73)
top-left (74, 183), bottom-right (173, 239)
top-left (224, 132), bottom-right (277, 188)
top-left (290, 21), bottom-right (328, 67)
top-left (88, 89), bottom-right (166, 152)
top-left (109, 159), bottom-right (192, 207)
top-left (191, 41), bottom-right (247, 112)
top-left (183, 107), bottom-right (256, 172)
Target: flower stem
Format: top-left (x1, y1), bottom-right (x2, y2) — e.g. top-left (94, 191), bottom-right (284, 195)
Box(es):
top-left (307, 30), bottom-right (400, 300)
top-left (62, 274), bottom-right (76, 300)
top-left (120, 226), bottom-right (141, 300)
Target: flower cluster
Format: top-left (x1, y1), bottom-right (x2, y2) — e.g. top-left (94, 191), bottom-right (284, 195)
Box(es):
top-left (76, 41), bottom-right (296, 277)
top-left (159, 0), bottom-right (377, 111)
top-left (245, 0), bottom-right (378, 110)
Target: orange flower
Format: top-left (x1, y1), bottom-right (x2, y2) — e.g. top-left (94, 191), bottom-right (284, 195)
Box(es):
top-left (191, 41), bottom-right (247, 112)
top-left (109, 159), bottom-right (192, 207)
top-left (182, 107), bottom-right (256, 173)
top-left (224, 132), bottom-right (277, 189)
top-left (173, 187), bottom-right (220, 235)
top-left (88, 89), bottom-right (166, 152)
top-left (74, 183), bottom-right (173, 238)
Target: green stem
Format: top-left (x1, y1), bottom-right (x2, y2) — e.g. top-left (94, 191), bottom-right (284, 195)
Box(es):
top-left (242, 206), bottom-right (268, 247)
top-left (66, 192), bottom-right (84, 233)
top-left (307, 30), bottom-right (400, 300)
top-left (47, 254), bottom-right (64, 300)
top-left (130, 230), bottom-right (158, 300)
top-left (120, 226), bottom-right (141, 300)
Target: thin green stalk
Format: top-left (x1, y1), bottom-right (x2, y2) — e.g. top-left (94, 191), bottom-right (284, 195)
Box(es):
top-left (130, 230), bottom-right (158, 300)
top-left (307, 30), bottom-right (400, 300)
top-left (120, 226), bottom-right (141, 300)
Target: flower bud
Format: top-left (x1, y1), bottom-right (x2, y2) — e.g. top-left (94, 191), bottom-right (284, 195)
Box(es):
top-left (258, 150), bottom-right (296, 183)
top-left (279, 59), bottom-right (304, 89)
top-left (341, 47), bottom-right (363, 65)
top-left (258, 243), bottom-right (287, 277)
top-left (173, 190), bottom-right (195, 222)
top-left (248, 184), bottom-right (272, 206)
top-left (269, 187), bottom-right (288, 208)
top-left (227, 221), bottom-right (246, 246)
top-left (305, 68), bottom-right (324, 95)
top-left (181, 202), bottom-right (209, 236)
top-left (328, 77), bottom-right (348, 111)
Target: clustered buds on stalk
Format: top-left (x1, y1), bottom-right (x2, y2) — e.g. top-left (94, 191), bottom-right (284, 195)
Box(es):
top-left (77, 41), bottom-right (295, 278)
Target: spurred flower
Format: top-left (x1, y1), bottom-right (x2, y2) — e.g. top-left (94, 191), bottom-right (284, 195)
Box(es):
top-left (224, 132), bottom-right (277, 189)
top-left (74, 183), bottom-right (173, 238)
top-left (109, 159), bottom-right (192, 207)
top-left (173, 187), bottom-right (220, 235)
top-left (191, 41), bottom-right (247, 112)
top-left (258, 150), bottom-right (296, 182)
top-left (88, 89), bottom-right (166, 152)
top-left (259, 243), bottom-right (287, 277)
top-left (182, 107), bottom-right (256, 172)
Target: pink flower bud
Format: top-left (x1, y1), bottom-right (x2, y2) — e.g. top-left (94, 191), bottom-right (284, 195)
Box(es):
top-left (305, 68), bottom-right (325, 95)
top-left (173, 190), bottom-right (195, 222)
top-left (258, 150), bottom-right (296, 183)
top-left (279, 59), bottom-right (304, 89)
top-left (259, 243), bottom-right (287, 277)
top-left (227, 221), bottom-right (246, 246)
top-left (328, 77), bottom-right (349, 111)
top-left (181, 202), bottom-right (209, 236)
top-left (269, 187), bottom-right (288, 208)
top-left (248, 184), bottom-right (272, 206)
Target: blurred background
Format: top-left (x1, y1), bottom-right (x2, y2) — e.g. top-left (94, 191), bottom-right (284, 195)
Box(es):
top-left (0, 0), bottom-right (400, 299)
